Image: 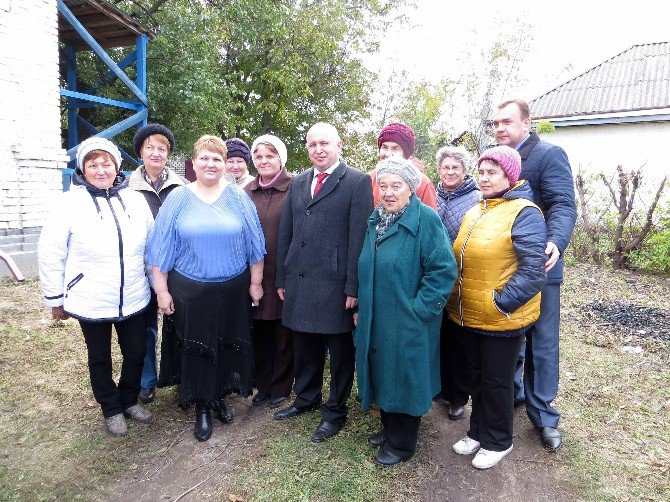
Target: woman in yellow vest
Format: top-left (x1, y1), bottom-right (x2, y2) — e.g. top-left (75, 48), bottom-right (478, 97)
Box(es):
top-left (447, 146), bottom-right (547, 469)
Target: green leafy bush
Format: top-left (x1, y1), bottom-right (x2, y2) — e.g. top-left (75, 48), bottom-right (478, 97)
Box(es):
top-left (627, 228), bottom-right (670, 274)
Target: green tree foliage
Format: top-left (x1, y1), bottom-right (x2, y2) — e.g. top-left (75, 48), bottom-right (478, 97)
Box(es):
top-left (367, 69), bottom-right (456, 178)
top-left (84, 0), bottom-right (407, 169)
top-left (395, 79), bottom-right (456, 166)
top-left (535, 120), bottom-right (555, 134)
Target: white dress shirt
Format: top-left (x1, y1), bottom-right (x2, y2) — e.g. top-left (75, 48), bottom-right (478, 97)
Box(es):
top-left (310, 161), bottom-right (340, 197)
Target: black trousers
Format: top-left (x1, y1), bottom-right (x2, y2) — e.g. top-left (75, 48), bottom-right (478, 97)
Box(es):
top-left (292, 331), bottom-right (354, 422)
top-left (380, 409), bottom-right (421, 458)
top-left (439, 317), bottom-right (469, 406)
top-left (463, 329), bottom-right (524, 451)
top-left (252, 319), bottom-right (294, 398)
top-left (79, 313), bottom-right (147, 417)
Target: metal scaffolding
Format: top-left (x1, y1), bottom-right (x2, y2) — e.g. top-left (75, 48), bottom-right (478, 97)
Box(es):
top-left (58, 0), bottom-right (154, 186)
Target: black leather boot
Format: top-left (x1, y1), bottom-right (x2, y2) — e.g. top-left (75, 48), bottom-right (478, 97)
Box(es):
top-left (215, 397), bottom-right (234, 424)
top-left (194, 404), bottom-right (212, 442)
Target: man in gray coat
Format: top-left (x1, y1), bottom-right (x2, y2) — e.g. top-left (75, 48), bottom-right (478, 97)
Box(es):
top-left (274, 122), bottom-right (374, 442)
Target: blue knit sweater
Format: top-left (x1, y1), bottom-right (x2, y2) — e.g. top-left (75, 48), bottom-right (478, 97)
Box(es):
top-left (147, 184), bottom-right (265, 282)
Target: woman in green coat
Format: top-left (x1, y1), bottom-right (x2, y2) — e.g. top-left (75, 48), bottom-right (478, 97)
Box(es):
top-left (355, 156), bottom-right (457, 466)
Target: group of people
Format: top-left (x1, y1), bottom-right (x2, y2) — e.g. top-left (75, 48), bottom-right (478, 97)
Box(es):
top-left (37, 98), bottom-right (576, 470)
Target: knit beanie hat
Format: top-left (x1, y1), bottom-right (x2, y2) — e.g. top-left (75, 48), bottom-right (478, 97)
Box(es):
top-left (376, 156), bottom-right (422, 193)
top-left (477, 146), bottom-right (522, 186)
top-left (225, 138), bottom-right (252, 165)
top-left (377, 122), bottom-right (416, 159)
top-left (251, 134), bottom-right (288, 167)
top-left (133, 124), bottom-right (175, 157)
top-left (76, 136), bottom-right (122, 172)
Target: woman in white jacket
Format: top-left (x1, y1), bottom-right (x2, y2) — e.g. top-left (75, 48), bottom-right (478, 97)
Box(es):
top-left (38, 137), bottom-right (155, 437)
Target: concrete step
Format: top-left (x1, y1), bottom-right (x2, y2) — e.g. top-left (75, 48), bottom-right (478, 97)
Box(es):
top-left (0, 233), bottom-right (40, 245)
top-left (0, 241), bottom-right (38, 253)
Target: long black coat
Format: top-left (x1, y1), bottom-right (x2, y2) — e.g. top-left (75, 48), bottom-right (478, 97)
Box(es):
top-left (276, 161), bottom-right (373, 334)
top-left (518, 132), bottom-right (577, 284)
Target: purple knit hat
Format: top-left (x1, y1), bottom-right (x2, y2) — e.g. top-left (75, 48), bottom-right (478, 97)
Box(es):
top-left (377, 122), bottom-right (416, 159)
top-left (477, 146), bottom-right (522, 186)
top-left (225, 138), bottom-right (251, 165)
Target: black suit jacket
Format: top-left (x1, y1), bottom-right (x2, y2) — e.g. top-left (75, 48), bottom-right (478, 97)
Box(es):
top-left (276, 160), bottom-right (374, 333)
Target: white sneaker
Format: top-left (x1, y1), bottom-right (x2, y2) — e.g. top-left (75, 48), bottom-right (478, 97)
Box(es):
top-left (472, 445), bottom-right (513, 469)
top-left (453, 436), bottom-right (481, 455)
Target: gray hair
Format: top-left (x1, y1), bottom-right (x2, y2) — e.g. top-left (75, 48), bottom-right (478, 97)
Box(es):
top-left (435, 145), bottom-right (471, 171)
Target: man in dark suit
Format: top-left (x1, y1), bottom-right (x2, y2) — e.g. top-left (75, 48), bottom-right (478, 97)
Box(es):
top-left (492, 100), bottom-right (577, 451)
top-left (274, 122), bottom-right (374, 442)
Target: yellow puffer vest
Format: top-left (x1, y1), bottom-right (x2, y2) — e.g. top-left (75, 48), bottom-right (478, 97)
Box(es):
top-left (447, 194), bottom-right (542, 331)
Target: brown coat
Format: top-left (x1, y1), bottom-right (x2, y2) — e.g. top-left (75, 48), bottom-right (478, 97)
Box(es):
top-left (245, 170), bottom-right (293, 320)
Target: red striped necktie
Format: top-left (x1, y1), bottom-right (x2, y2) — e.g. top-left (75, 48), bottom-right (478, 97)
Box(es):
top-left (313, 172), bottom-right (329, 197)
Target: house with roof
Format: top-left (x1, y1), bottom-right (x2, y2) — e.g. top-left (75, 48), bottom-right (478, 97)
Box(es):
top-left (529, 42), bottom-right (670, 182)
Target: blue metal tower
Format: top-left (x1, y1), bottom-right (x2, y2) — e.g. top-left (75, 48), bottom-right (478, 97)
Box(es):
top-left (58, 0), bottom-right (153, 188)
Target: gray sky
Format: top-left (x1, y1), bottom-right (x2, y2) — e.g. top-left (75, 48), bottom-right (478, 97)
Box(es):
top-left (373, 0), bottom-right (669, 101)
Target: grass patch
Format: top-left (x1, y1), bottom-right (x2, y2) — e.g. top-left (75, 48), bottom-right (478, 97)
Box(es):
top-left (559, 265), bottom-right (670, 501)
top-left (230, 399), bottom-right (406, 501)
top-left (1, 266), bottom-right (669, 500)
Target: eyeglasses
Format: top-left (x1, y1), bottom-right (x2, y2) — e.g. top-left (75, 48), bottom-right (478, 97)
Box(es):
top-left (439, 165), bottom-right (464, 173)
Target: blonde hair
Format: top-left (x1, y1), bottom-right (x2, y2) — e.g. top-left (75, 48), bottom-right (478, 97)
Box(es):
top-left (192, 135), bottom-right (227, 160)
top-left (142, 134), bottom-right (171, 153)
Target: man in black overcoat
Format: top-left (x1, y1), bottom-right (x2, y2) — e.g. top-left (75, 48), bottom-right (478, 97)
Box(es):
top-left (274, 122), bottom-right (374, 442)
top-left (492, 100), bottom-right (577, 451)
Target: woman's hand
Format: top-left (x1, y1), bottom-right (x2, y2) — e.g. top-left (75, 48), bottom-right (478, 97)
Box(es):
top-left (157, 290), bottom-right (175, 315)
top-left (353, 312), bottom-right (358, 326)
top-left (250, 283), bottom-right (263, 306)
top-left (277, 288), bottom-right (285, 301)
top-left (51, 306), bottom-right (69, 321)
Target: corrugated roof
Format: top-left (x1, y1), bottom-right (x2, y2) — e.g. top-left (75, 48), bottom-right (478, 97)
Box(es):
top-left (530, 42), bottom-right (670, 119)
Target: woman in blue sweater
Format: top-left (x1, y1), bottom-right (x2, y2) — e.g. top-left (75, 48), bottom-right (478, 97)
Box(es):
top-left (147, 135), bottom-right (266, 441)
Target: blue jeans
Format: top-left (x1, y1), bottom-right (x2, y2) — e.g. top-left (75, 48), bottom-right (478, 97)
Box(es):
top-left (140, 291), bottom-right (159, 389)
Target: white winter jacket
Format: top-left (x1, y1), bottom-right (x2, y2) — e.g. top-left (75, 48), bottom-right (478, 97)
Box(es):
top-left (38, 176), bottom-right (153, 322)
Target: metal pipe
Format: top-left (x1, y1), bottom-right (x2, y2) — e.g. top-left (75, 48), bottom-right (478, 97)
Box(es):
top-left (0, 250), bottom-right (25, 282)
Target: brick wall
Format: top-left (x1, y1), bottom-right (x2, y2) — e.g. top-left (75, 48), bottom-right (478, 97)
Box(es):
top-left (0, 0), bottom-right (68, 235)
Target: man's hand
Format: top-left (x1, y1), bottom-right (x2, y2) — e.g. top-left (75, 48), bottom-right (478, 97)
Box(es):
top-left (51, 306), bottom-right (69, 321)
top-left (345, 296), bottom-right (358, 309)
top-left (277, 288), bottom-right (285, 301)
top-left (545, 241), bottom-right (560, 273)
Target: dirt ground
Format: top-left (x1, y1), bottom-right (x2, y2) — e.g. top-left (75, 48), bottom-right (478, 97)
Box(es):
top-left (2, 262), bottom-right (669, 501)
top-left (108, 390), bottom-right (572, 501)
top-left (103, 396), bottom-right (570, 502)
top-left (111, 394), bottom-right (274, 501)
top-left (415, 405), bottom-right (572, 501)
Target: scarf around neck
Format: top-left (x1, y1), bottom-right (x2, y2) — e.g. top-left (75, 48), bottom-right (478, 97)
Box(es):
top-left (375, 203), bottom-right (409, 245)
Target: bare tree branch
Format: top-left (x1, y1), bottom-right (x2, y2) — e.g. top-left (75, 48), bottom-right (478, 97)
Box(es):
top-left (623, 175), bottom-right (667, 253)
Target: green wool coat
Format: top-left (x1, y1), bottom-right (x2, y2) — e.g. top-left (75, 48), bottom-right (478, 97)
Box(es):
top-left (355, 195), bottom-right (457, 416)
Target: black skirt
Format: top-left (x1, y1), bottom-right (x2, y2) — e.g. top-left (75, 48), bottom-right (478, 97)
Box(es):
top-left (168, 269), bottom-right (254, 408)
